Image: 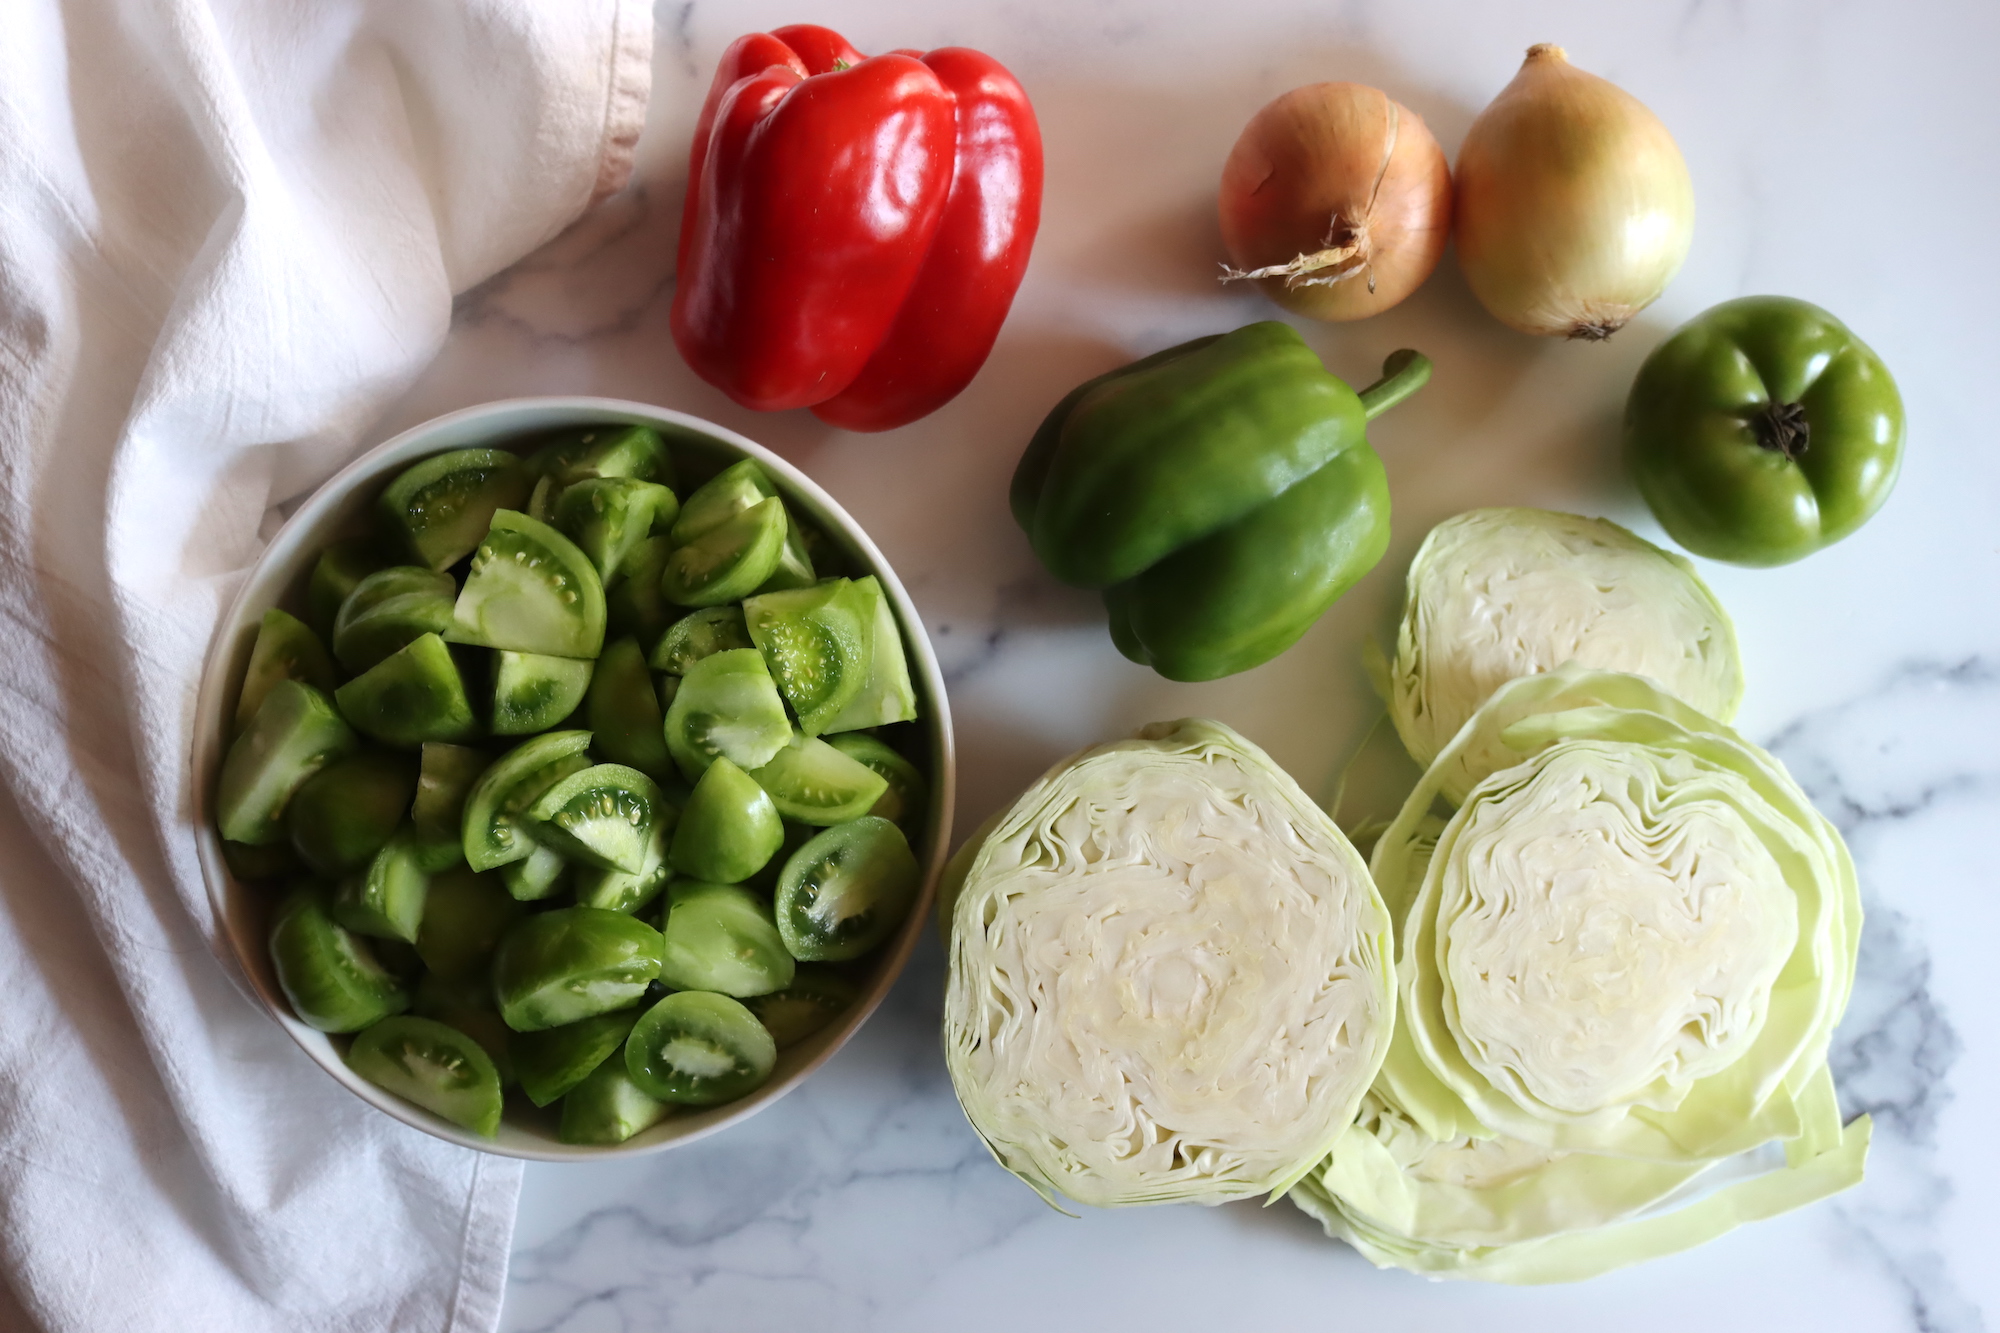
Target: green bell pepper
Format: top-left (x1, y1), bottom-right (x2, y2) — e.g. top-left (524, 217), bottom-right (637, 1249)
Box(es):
top-left (1011, 322), bottom-right (1429, 681)
top-left (1624, 296), bottom-right (1905, 566)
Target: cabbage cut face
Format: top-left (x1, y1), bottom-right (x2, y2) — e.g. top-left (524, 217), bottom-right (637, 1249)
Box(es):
top-left (1387, 509), bottom-right (1742, 771)
top-left (943, 719), bottom-right (1394, 1208)
top-left (1296, 666), bottom-right (1868, 1281)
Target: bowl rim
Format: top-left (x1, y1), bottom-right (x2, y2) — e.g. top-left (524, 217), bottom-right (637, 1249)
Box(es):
top-left (191, 396), bottom-right (956, 1162)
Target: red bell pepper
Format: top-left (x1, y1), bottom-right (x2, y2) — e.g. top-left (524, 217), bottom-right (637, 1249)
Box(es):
top-left (671, 24), bottom-right (1043, 432)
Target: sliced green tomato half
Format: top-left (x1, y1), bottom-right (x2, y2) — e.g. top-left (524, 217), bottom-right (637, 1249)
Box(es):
top-left (742, 578), bottom-right (871, 737)
top-left (412, 971), bottom-right (515, 1086)
top-left (559, 1058), bottom-right (672, 1145)
top-left (412, 742), bottom-right (488, 843)
top-left (331, 825), bottom-right (437, 941)
top-left (492, 906), bottom-right (663, 1032)
top-left (491, 650), bottom-right (592, 735)
top-left (775, 816), bottom-right (920, 962)
top-left (574, 816), bottom-right (673, 915)
top-left (347, 1015), bottom-right (504, 1137)
top-left (234, 608), bottom-right (336, 734)
top-left (604, 534), bottom-right (675, 645)
top-left (528, 424), bottom-right (673, 490)
top-left (286, 749), bottom-right (418, 879)
top-left (826, 734), bottom-right (927, 828)
top-left (449, 510), bottom-right (606, 659)
top-left (664, 648), bottom-right (792, 781)
top-left (335, 633), bottom-right (479, 749)
top-left (414, 865), bottom-right (525, 981)
top-left (307, 537), bottom-right (389, 641)
top-left (625, 990), bottom-right (776, 1106)
top-left (649, 606), bottom-right (752, 676)
top-left (513, 1008), bottom-right (640, 1108)
top-left (660, 496), bottom-right (786, 608)
top-left (585, 637), bottom-right (671, 777)
top-left (499, 840), bottom-right (570, 901)
top-left (556, 477), bottom-right (679, 583)
top-left (268, 885), bottom-right (410, 1032)
top-left (658, 880), bottom-right (795, 997)
top-left (748, 732), bottom-right (889, 826)
top-left (669, 459), bottom-right (775, 546)
top-left (818, 577), bottom-right (919, 734)
top-left (377, 448), bottom-right (533, 571)
top-left (529, 763), bottom-right (666, 874)
top-left (670, 757), bottom-right (784, 884)
top-left (332, 566), bottom-right (458, 675)
top-left (216, 680), bottom-right (358, 845)
top-left (460, 730), bottom-right (594, 871)
top-left (744, 965), bottom-right (861, 1048)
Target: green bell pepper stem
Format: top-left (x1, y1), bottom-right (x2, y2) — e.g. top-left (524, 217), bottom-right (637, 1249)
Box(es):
top-left (1357, 349), bottom-right (1432, 420)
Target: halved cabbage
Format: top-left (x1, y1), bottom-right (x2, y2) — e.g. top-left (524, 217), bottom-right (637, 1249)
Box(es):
top-left (1385, 509), bottom-right (1742, 772)
top-left (1298, 666), bottom-right (1867, 1280)
top-left (943, 719), bottom-right (1394, 1208)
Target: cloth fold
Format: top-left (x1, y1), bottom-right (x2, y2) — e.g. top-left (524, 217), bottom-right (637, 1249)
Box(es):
top-left (0, 1), bottom-right (651, 1328)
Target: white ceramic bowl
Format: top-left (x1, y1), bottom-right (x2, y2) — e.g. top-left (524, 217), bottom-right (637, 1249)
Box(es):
top-left (191, 398), bottom-right (955, 1161)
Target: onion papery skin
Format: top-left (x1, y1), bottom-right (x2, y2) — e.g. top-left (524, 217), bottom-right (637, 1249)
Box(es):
top-left (1387, 507), bottom-right (1742, 779)
top-left (942, 719), bottom-right (1394, 1208)
top-left (1454, 45), bottom-right (1694, 339)
top-left (1219, 83), bottom-right (1452, 321)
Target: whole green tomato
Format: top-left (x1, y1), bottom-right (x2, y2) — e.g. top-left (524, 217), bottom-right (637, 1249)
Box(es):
top-left (1623, 296), bottom-right (1904, 566)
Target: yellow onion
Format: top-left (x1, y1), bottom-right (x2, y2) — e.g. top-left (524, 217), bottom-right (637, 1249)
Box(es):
top-left (1455, 45), bottom-right (1694, 339)
top-left (1219, 83), bottom-right (1452, 321)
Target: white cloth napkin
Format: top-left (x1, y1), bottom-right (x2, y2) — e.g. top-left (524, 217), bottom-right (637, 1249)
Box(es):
top-left (0, 1), bottom-right (650, 1328)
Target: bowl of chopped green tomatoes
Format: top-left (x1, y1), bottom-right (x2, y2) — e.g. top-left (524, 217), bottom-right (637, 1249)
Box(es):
top-left (193, 399), bottom-right (954, 1158)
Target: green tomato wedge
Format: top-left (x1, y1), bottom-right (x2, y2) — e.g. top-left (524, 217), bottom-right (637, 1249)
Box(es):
top-left (513, 1009), bottom-right (640, 1108)
top-left (490, 650), bottom-right (592, 735)
top-left (528, 763), bottom-right (667, 874)
top-left (660, 496), bottom-right (787, 608)
top-left (670, 757), bottom-right (784, 884)
top-left (286, 749), bottom-right (418, 878)
top-left (234, 608), bottom-right (336, 735)
top-left (585, 637), bottom-right (671, 778)
top-left (818, 577), bottom-right (918, 733)
top-left (412, 971), bottom-right (516, 1086)
top-left (528, 423), bottom-right (673, 489)
top-left (448, 510), bottom-right (606, 659)
top-left (216, 680), bottom-right (359, 845)
top-left (742, 578), bottom-right (871, 737)
top-left (307, 537), bottom-right (388, 641)
top-left (604, 534), bottom-right (675, 645)
top-left (377, 448), bottom-right (533, 572)
top-left (332, 566), bottom-right (459, 675)
top-left (525, 473), bottom-right (559, 523)
top-left (460, 730), bottom-right (594, 871)
top-left (756, 505), bottom-right (819, 595)
top-left (412, 742), bottom-right (488, 844)
top-left (649, 606), bottom-right (752, 675)
top-left (658, 880), bottom-right (795, 998)
top-left (268, 885), bottom-right (410, 1032)
top-left (492, 906), bottom-right (663, 1032)
top-left (556, 477), bottom-right (679, 583)
top-left (748, 731), bottom-right (888, 826)
top-left (664, 648), bottom-right (792, 781)
top-left (413, 865), bottom-right (525, 981)
top-left (222, 838), bottom-right (303, 883)
top-left (331, 825), bottom-right (438, 941)
top-left (625, 990), bottom-right (776, 1106)
top-left (573, 821), bottom-right (674, 915)
top-left (775, 816), bottom-right (920, 962)
top-left (827, 734), bottom-right (927, 828)
top-left (744, 965), bottom-right (861, 1048)
top-left (347, 1015), bottom-right (504, 1137)
top-left (669, 459), bottom-right (775, 545)
top-left (334, 633), bottom-right (479, 748)
top-left (559, 1058), bottom-right (672, 1145)
top-left (499, 841), bottom-right (571, 901)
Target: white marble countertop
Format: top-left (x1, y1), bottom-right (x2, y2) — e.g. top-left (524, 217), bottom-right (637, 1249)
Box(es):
top-left (366, 1), bottom-right (2000, 1328)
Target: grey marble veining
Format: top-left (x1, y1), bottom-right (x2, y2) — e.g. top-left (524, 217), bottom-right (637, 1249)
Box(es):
top-left (362, 0), bottom-right (2000, 1328)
